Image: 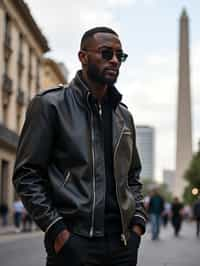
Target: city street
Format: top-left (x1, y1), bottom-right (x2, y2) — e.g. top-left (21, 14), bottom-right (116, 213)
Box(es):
top-left (0, 222), bottom-right (199, 266)
top-left (138, 221), bottom-right (199, 266)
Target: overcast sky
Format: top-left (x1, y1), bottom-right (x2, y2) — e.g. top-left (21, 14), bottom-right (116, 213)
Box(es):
top-left (25, 0), bottom-right (200, 181)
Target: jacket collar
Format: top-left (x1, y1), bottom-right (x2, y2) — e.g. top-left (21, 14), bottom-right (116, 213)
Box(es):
top-left (72, 70), bottom-right (122, 110)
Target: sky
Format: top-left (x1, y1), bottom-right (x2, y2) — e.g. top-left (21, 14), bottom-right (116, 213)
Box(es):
top-left (25, 0), bottom-right (200, 181)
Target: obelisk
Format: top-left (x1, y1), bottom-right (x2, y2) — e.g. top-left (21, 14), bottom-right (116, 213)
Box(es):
top-left (174, 9), bottom-right (193, 198)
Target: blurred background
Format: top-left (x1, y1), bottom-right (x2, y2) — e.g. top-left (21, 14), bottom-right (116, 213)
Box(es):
top-left (0, 1), bottom-right (200, 265)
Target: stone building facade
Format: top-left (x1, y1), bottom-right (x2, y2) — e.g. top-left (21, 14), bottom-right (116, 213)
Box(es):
top-left (0, 0), bottom-right (49, 214)
top-left (41, 58), bottom-right (68, 89)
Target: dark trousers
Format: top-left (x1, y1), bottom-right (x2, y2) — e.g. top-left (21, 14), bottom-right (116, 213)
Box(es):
top-left (172, 216), bottom-right (182, 236)
top-left (14, 212), bottom-right (22, 228)
top-left (196, 218), bottom-right (200, 237)
top-left (45, 231), bottom-right (141, 266)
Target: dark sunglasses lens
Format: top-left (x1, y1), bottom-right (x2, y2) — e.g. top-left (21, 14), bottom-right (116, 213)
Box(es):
top-left (101, 49), bottom-right (128, 62)
top-left (116, 52), bottom-right (124, 62)
top-left (101, 50), bottom-right (113, 60)
top-left (119, 53), bottom-right (128, 62)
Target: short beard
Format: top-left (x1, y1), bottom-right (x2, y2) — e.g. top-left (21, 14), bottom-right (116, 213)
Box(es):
top-left (87, 63), bottom-right (118, 86)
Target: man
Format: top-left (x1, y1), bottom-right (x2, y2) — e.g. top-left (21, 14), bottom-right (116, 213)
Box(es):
top-left (193, 196), bottom-right (200, 237)
top-left (13, 27), bottom-right (147, 266)
top-left (171, 197), bottom-right (183, 237)
top-left (148, 188), bottom-right (164, 240)
top-left (0, 202), bottom-right (9, 226)
top-left (13, 197), bottom-right (24, 232)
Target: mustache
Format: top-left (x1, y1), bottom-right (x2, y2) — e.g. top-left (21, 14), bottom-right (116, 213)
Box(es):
top-left (104, 68), bottom-right (119, 74)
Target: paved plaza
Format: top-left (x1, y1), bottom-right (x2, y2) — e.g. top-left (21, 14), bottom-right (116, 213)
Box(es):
top-left (0, 221), bottom-right (199, 266)
top-left (138, 221), bottom-right (199, 266)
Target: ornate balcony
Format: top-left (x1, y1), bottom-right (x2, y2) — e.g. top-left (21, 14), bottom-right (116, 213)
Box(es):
top-left (4, 34), bottom-right (12, 61)
top-left (18, 52), bottom-right (24, 72)
top-left (2, 73), bottom-right (13, 95)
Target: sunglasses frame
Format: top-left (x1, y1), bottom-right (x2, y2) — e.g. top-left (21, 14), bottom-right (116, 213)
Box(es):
top-left (82, 48), bottom-right (128, 63)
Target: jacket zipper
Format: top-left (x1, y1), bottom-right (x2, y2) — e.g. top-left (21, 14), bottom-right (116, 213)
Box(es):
top-left (63, 171), bottom-right (71, 186)
top-left (89, 103), bottom-right (102, 237)
top-left (89, 111), bottom-right (96, 237)
top-left (98, 103), bottom-right (102, 117)
top-left (113, 125), bottom-right (127, 246)
top-left (86, 93), bottom-right (96, 237)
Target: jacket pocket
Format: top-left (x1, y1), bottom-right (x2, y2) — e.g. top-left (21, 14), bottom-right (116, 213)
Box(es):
top-left (56, 233), bottom-right (74, 255)
top-left (129, 230), bottom-right (141, 250)
top-left (44, 231), bottom-right (74, 257)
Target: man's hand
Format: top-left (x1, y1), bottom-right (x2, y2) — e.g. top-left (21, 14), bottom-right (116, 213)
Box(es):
top-left (54, 229), bottom-right (71, 254)
top-left (132, 225), bottom-right (143, 237)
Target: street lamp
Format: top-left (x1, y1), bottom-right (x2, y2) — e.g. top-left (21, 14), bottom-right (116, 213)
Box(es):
top-left (192, 188), bottom-right (199, 196)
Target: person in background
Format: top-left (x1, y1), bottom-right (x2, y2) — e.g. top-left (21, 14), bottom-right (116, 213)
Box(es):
top-left (182, 204), bottom-right (192, 221)
top-left (13, 197), bottom-right (24, 232)
top-left (22, 208), bottom-right (33, 232)
top-left (144, 195), bottom-right (150, 211)
top-left (193, 195), bottom-right (200, 237)
top-left (13, 27), bottom-right (147, 266)
top-left (162, 202), bottom-right (171, 228)
top-left (0, 202), bottom-right (9, 226)
top-left (148, 188), bottom-right (164, 240)
top-left (171, 197), bottom-right (184, 237)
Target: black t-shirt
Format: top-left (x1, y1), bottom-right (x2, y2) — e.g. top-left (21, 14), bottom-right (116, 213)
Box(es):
top-left (101, 96), bottom-right (121, 234)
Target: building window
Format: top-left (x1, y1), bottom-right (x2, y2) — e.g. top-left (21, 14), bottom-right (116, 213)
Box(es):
top-left (16, 33), bottom-right (25, 107)
top-left (3, 13), bottom-right (12, 87)
top-left (18, 33), bottom-right (24, 78)
top-left (4, 13), bottom-right (12, 64)
top-left (2, 103), bottom-right (9, 126)
top-left (0, 160), bottom-right (9, 203)
top-left (35, 58), bottom-right (40, 93)
top-left (27, 47), bottom-right (33, 101)
top-left (2, 13), bottom-right (13, 124)
top-left (16, 111), bottom-right (22, 134)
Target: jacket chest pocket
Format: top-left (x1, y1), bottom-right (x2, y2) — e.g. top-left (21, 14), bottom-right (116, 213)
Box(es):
top-left (122, 130), bottom-right (133, 157)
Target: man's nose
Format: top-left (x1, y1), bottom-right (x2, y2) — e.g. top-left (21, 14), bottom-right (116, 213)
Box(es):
top-left (110, 53), bottom-right (120, 65)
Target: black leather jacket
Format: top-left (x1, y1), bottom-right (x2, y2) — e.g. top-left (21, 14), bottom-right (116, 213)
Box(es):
top-left (13, 71), bottom-right (147, 245)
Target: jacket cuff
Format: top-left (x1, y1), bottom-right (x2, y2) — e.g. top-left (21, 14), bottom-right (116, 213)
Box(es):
top-left (130, 214), bottom-right (146, 234)
top-left (45, 218), bottom-right (68, 248)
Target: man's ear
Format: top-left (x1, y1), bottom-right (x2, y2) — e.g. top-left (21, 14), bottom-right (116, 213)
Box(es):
top-left (78, 50), bottom-right (88, 65)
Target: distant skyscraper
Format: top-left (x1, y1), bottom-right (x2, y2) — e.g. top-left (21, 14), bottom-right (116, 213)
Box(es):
top-left (174, 9), bottom-right (193, 197)
top-left (163, 169), bottom-right (175, 194)
top-left (136, 126), bottom-right (155, 180)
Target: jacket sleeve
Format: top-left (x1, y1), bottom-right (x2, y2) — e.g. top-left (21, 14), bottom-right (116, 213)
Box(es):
top-left (13, 95), bottom-right (67, 242)
top-left (128, 116), bottom-right (148, 234)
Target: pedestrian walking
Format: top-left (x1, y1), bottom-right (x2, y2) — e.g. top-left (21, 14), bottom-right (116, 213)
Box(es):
top-left (162, 202), bottom-right (171, 227)
top-left (182, 204), bottom-right (192, 221)
top-left (193, 195), bottom-right (200, 237)
top-left (0, 202), bottom-right (9, 226)
top-left (13, 27), bottom-right (147, 266)
top-left (13, 198), bottom-right (24, 232)
top-left (22, 208), bottom-right (33, 232)
top-left (148, 188), bottom-right (164, 240)
top-left (171, 197), bottom-right (184, 237)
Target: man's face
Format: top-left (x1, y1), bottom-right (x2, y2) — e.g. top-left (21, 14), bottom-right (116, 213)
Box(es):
top-left (82, 32), bottom-right (124, 86)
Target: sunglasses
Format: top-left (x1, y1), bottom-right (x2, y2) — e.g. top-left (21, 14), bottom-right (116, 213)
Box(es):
top-left (83, 48), bottom-right (128, 63)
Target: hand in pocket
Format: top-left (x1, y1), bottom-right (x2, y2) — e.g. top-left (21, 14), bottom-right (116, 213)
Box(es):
top-left (54, 229), bottom-right (71, 254)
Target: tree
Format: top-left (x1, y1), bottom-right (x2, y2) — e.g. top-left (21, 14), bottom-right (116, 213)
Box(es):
top-left (183, 150), bottom-right (200, 204)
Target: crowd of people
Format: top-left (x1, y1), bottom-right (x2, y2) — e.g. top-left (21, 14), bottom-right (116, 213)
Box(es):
top-left (144, 188), bottom-right (200, 240)
top-left (1, 191), bottom-right (200, 238)
top-left (0, 197), bottom-right (33, 233)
